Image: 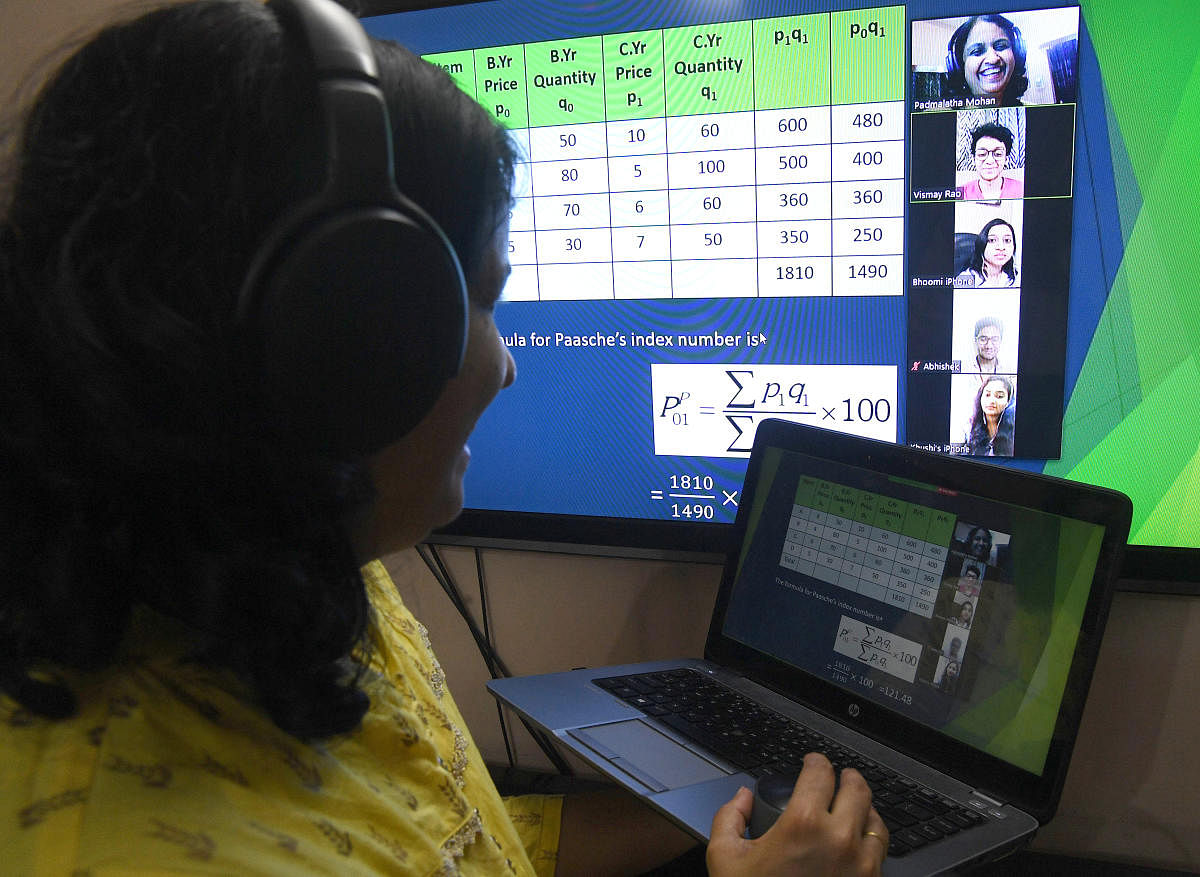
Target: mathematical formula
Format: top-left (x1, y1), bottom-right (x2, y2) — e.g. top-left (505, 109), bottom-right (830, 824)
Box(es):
top-left (833, 615), bottom-right (922, 683)
top-left (651, 363), bottom-right (896, 456)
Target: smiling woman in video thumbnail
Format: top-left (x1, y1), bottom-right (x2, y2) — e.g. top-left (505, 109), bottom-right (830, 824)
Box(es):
top-left (945, 14), bottom-right (1029, 106)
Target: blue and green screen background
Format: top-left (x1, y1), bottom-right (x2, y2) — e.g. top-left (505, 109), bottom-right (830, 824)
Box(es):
top-left (1045, 0), bottom-right (1199, 551)
top-left (365, 1), bottom-right (1200, 557)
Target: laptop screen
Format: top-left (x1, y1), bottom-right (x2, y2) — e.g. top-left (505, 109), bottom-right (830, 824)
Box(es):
top-left (719, 441), bottom-right (1107, 777)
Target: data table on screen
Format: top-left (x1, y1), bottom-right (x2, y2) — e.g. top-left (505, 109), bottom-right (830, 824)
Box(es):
top-left (779, 477), bottom-right (955, 619)
top-left (425, 6), bottom-right (905, 301)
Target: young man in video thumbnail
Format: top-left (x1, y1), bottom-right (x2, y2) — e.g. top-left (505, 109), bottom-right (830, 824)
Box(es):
top-left (959, 122), bottom-right (1024, 200)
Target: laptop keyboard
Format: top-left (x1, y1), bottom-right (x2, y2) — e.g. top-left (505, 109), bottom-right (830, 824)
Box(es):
top-left (593, 668), bottom-right (986, 858)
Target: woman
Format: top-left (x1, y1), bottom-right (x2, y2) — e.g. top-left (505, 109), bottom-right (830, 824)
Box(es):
top-left (936, 661), bottom-right (961, 693)
top-left (957, 123), bottom-right (1024, 201)
top-left (964, 526), bottom-right (993, 563)
top-left (954, 218), bottom-right (1019, 288)
top-left (945, 14), bottom-right (1029, 105)
top-left (956, 602), bottom-right (974, 629)
top-left (0, 1), bottom-right (887, 874)
top-left (964, 376), bottom-right (1016, 457)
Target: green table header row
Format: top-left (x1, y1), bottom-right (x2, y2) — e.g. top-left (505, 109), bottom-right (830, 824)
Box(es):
top-left (794, 475), bottom-right (956, 544)
top-left (424, 5), bottom-right (903, 128)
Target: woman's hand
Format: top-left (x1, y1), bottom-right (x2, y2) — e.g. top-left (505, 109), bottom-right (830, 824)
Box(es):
top-left (706, 752), bottom-right (889, 877)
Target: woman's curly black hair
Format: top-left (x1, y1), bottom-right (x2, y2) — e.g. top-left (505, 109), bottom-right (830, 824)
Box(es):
top-left (0, 0), bottom-right (514, 739)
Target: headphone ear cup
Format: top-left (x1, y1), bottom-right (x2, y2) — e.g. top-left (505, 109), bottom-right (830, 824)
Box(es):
top-left (945, 40), bottom-right (960, 77)
top-left (256, 208), bottom-right (468, 457)
top-left (1010, 23), bottom-right (1026, 64)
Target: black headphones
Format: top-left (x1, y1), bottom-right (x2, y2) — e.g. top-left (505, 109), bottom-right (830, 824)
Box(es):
top-left (239, 0), bottom-right (468, 457)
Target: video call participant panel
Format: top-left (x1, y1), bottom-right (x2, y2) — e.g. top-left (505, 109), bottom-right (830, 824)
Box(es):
top-left (910, 104), bottom-right (1075, 203)
top-left (721, 444), bottom-right (1106, 775)
top-left (907, 196), bottom-right (1072, 459)
top-left (910, 7), bottom-right (1081, 112)
top-left (904, 6), bottom-right (1080, 460)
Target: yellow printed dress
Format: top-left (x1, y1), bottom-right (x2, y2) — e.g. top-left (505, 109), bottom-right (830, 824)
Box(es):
top-left (1, 560), bottom-right (561, 875)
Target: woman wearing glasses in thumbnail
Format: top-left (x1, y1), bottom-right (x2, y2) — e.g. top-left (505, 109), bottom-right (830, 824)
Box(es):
top-left (0, 1), bottom-right (890, 874)
top-left (945, 13), bottom-right (1029, 106)
top-left (958, 123), bottom-right (1024, 201)
top-left (955, 218), bottom-right (1019, 288)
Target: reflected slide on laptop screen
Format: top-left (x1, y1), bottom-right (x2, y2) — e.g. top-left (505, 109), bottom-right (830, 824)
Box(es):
top-left (722, 437), bottom-right (1106, 778)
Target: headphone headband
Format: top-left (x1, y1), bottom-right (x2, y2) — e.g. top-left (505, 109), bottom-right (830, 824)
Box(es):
top-left (270, 0), bottom-right (379, 80)
top-left (267, 0), bottom-right (396, 209)
top-left (241, 0), bottom-right (470, 457)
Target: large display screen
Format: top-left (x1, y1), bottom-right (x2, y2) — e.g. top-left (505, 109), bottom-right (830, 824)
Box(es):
top-left (362, 1), bottom-right (1199, 578)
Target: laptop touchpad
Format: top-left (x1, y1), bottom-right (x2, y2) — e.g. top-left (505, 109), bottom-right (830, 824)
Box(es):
top-left (568, 719), bottom-right (728, 792)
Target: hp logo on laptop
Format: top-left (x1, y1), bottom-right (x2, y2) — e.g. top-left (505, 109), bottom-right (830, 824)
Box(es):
top-left (848, 703), bottom-right (861, 718)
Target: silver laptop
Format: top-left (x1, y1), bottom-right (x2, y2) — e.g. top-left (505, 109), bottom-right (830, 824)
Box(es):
top-left (489, 419), bottom-right (1131, 875)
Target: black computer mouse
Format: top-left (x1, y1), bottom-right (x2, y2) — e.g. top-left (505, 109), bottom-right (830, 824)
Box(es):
top-left (748, 769), bottom-right (800, 838)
